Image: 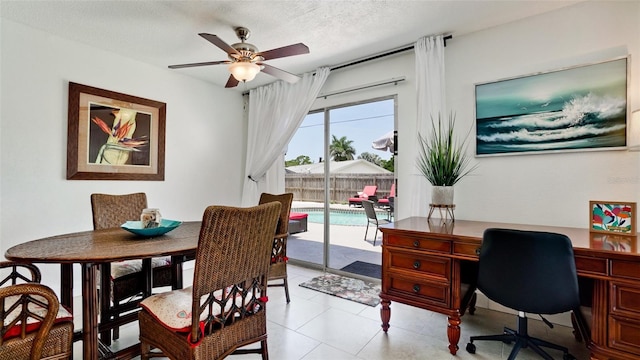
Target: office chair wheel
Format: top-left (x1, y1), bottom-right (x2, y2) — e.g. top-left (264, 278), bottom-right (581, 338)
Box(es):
top-left (563, 353), bottom-right (576, 360)
top-left (466, 342), bottom-right (476, 354)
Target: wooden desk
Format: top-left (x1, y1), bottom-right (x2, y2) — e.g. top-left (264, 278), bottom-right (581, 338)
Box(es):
top-left (5, 221), bottom-right (201, 360)
top-left (379, 217), bottom-right (640, 360)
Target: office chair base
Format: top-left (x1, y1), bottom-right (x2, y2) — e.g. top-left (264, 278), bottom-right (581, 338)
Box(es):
top-left (466, 317), bottom-right (576, 360)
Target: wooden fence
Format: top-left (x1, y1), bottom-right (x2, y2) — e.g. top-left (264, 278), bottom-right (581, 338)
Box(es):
top-left (285, 173), bottom-right (394, 204)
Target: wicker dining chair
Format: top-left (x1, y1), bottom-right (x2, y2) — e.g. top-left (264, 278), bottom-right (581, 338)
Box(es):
top-left (258, 193), bottom-right (294, 303)
top-left (90, 192), bottom-right (175, 344)
top-left (0, 261), bottom-right (73, 360)
top-left (138, 202), bottom-right (281, 360)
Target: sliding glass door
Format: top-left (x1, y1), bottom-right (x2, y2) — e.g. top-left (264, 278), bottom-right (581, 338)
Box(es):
top-left (286, 97), bottom-right (395, 275)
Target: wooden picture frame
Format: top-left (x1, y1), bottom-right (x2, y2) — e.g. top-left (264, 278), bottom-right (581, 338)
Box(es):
top-left (589, 201), bottom-right (636, 236)
top-left (475, 56), bottom-right (628, 156)
top-left (66, 82), bottom-right (165, 180)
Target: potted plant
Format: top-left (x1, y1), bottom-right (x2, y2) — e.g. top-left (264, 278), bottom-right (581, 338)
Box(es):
top-left (416, 113), bottom-right (477, 206)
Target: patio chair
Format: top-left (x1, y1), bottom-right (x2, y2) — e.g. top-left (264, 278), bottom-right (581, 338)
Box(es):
top-left (348, 185), bottom-right (378, 207)
top-left (289, 212), bottom-right (308, 234)
top-left (0, 261), bottom-right (73, 360)
top-left (377, 183), bottom-right (395, 207)
top-left (91, 192), bottom-right (175, 344)
top-left (259, 192), bottom-right (294, 303)
top-left (138, 202), bottom-right (281, 360)
top-left (362, 199), bottom-right (391, 246)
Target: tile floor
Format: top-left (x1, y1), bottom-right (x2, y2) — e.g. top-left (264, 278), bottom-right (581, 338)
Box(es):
top-left (74, 264), bottom-right (591, 359)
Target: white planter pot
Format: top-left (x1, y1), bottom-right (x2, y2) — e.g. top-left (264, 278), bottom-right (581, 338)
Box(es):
top-left (431, 186), bottom-right (454, 205)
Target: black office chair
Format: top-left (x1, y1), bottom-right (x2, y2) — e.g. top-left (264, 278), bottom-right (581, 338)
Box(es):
top-left (466, 228), bottom-right (582, 360)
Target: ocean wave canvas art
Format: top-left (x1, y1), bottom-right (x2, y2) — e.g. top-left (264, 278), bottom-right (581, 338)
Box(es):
top-left (475, 57), bottom-right (628, 156)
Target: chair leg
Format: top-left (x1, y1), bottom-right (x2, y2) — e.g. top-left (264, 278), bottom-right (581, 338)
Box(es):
top-left (113, 312), bottom-right (120, 340)
top-left (468, 292), bottom-right (477, 315)
top-left (469, 332), bottom-right (515, 344)
top-left (570, 312), bottom-right (583, 342)
top-left (528, 337), bottom-right (567, 359)
top-left (468, 314), bottom-right (574, 360)
top-left (364, 223), bottom-right (370, 241)
top-left (283, 277), bottom-right (290, 303)
top-left (373, 226), bottom-right (379, 246)
top-left (506, 336), bottom-right (527, 360)
top-left (140, 340), bottom-right (151, 360)
top-left (571, 308), bottom-right (590, 344)
top-left (261, 338), bottom-right (269, 360)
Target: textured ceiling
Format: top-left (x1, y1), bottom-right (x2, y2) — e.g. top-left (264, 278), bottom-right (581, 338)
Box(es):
top-left (1, 0), bottom-right (582, 91)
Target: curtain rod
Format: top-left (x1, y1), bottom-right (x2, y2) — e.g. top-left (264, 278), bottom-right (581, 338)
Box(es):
top-left (243, 34), bottom-right (451, 95)
top-left (330, 34), bottom-right (452, 72)
top-left (317, 76), bottom-right (406, 99)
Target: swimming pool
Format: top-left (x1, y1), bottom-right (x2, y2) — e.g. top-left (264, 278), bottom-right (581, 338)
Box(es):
top-left (293, 208), bottom-right (388, 226)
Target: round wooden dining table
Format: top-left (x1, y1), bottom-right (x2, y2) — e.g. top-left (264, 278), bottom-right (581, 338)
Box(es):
top-left (5, 221), bottom-right (202, 360)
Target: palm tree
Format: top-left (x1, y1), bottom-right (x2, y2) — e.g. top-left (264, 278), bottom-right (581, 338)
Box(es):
top-left (358, 152), bottom-right (382, 166)
top-left (329, 135), bottom-right (356, 161)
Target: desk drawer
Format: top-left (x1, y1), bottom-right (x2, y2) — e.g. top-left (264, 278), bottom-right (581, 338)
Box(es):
top-left (453, 242), bottom-right (480, 257)
top-left (389, 251), bottom-right (450, 280)
top-left (611, 282), bottom-right (640, 318)
top-left (611, 260), bottom-right (640, 281)
top-left (609, 315), bottom-right (640, 355)
top-left (575, 255), bottom-right (608, 276)
top-left (387, 234), bottom-right (451, 253)
top-left (387, 275), bottom-right (450, 307)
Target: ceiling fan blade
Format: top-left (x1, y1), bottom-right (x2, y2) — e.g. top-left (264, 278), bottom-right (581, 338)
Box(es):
top-left (168, 60), bottom-right (228, 69)
top-left (199, 33), bottom-right (239, 56)
top-left (225, 75), bottom-right (240, 88)
top-left (257, 43), bottom-right (309, 61)
top-left (259, 63), bottom-right (301, 83)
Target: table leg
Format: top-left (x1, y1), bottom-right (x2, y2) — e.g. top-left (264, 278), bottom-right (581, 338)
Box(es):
top-left (81, 263), bottom-right (100, 360)
top-left (142, 258), bottom-right (152, 297)
top-left (447, 315), bottom-right (461, 355)
top-left (380, 299), bottom-right (391, 332)
top-left (60, 264), bottom-right (73, 309)
top-left (171, 255), bottom-right (184, 290)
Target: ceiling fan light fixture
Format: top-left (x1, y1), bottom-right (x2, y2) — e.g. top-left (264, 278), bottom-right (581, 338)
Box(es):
top-left (228, 62), bottom-right (260, 82)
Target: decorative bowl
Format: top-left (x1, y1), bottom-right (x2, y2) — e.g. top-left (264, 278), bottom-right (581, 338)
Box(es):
top-left (121, 219), bottom-right (182, 237)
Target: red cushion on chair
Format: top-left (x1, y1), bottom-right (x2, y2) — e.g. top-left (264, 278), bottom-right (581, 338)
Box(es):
top-left (2, 295), bottom-right (73, 340)
top-left (289, 212), bottom-right (308, 220)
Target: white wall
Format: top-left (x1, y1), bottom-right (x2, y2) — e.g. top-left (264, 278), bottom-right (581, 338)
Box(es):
top-left (0, 19), bottom-right (245, 292)
top-left (315, 1), bottom-right (639, 228)
top-left (1, 0), bottom-right (638, 295)
top-left (447, 0), bottom-right (639, 227)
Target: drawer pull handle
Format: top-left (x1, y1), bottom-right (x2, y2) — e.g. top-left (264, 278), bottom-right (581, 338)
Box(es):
top-left (413, 261), bottom-right (421, 269)
top-left (413, 284), bottom-right (421, 293)
top-left (413, 240), bottom-right (420, 247)
top-left (475, 248), bottom-right (481, 256)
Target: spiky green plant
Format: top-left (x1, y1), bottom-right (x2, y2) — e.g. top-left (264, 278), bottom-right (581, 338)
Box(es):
top-left (416, 113), bottom-right (477, 186)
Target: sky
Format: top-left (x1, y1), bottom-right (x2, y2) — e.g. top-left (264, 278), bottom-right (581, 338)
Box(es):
top-left (286, 98), bottom-right (395, 163)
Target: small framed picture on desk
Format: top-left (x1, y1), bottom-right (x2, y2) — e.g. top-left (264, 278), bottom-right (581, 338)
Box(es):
top-left (589, 201), bottom-right (636, 235)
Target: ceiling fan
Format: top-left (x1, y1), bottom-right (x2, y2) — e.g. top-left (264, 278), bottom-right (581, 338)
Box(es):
top-left (169, 27), bottom-right (309, 88)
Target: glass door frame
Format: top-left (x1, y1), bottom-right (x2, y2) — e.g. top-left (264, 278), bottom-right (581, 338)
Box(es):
top-left (289, 95), bottom-right (396, 271)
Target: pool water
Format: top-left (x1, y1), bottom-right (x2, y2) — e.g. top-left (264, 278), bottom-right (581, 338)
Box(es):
top-left (298, 209), bottom-right (387, 226)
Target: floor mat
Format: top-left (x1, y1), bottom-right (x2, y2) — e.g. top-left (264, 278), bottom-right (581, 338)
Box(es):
top-left (340, 261), bottom-right (381, 279)
top-left (299, 273), bottom-right (381, 307)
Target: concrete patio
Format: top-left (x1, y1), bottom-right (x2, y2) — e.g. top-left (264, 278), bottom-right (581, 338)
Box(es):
top-left (287, 201), bottom-right (385, 273)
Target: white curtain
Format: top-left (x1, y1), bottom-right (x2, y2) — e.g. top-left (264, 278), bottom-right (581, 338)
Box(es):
top-left (241, 67), bottom-right (331, 206)
top-left (410, 35), bottom-right (446, 216)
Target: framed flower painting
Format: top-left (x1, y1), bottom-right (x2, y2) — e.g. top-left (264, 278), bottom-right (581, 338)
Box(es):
top-left (66, 82), bottom-right (166, 180)
top-left (589, 201), bottom-right (636, 236)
